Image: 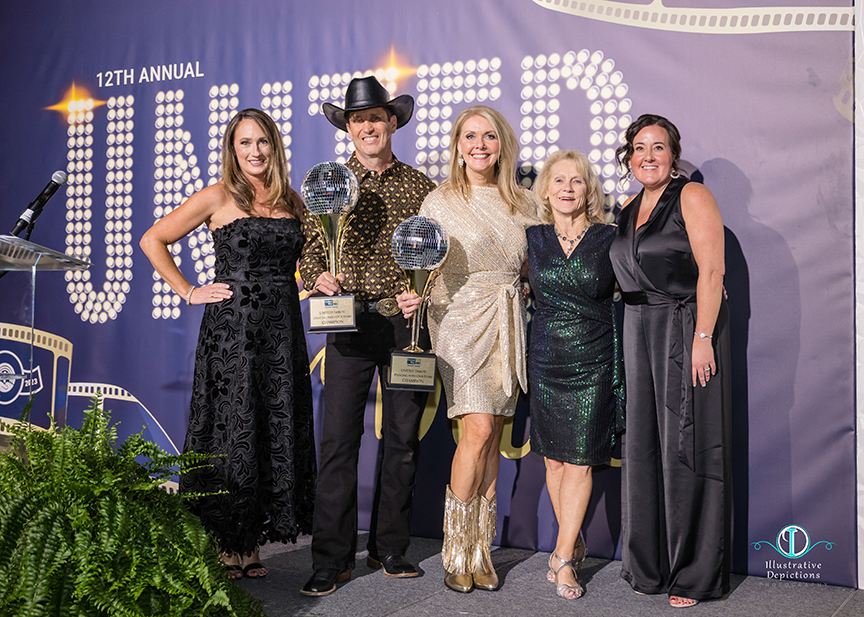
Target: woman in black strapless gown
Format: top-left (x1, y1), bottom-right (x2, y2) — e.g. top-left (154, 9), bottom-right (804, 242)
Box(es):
top-left (141, 109), bottom-right (315, 580)
top-left (609, 114), bottom-right (730, 608)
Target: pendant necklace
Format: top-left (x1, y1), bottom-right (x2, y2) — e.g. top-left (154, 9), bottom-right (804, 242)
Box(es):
top-left (555, 222), bottom-right (591, 255)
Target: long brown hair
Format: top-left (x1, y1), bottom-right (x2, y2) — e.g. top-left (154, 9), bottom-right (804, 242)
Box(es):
top-left (441, 105), bottom-right (530, 215)
top-left (221, 108), bottom-right (301, 218)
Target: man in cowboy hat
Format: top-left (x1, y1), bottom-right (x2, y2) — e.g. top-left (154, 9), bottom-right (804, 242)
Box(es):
top-left (299, 75), bottom-right (435, 596)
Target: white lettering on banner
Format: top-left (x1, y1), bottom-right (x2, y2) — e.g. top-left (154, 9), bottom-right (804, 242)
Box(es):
top-left (146, 83), bottom-right (295, 318)
top-left (98, 63), bottom-right (204, 88)
top-left (72, 51), bottom-right (635, 322)
top-left (149, 89), bottom-right (208, 319)
top-left (96, 69), bottom-right (135, 88)
top-left (259, 80), bottom-right (295, 175)
top-left (515, 50), bottom-right (633, 209)
top-left (63, 96), bottom-right (135, 324)
top-left (306, 54), bottom-right (631, 211)
top-left (205, 84), bottom-right (240, 186)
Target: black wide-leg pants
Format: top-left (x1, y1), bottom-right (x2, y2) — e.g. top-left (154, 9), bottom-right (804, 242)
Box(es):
top-left (620, 300), bottom-right (731, 601)
top-left (311, 310), bottom-right (429, 571)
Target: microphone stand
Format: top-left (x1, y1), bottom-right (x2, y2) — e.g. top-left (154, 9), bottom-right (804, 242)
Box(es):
top-left (22, 208), bottom-right (41, 241)
top-left (1, 202), bottom-right (42, 280)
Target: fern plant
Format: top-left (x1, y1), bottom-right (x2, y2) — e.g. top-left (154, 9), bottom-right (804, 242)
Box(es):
top-left (0, 395), bottom-right (266, 617)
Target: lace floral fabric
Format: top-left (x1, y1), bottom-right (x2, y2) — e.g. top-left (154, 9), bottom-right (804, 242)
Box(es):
top-left (181, 217), bottom-right (316, 555)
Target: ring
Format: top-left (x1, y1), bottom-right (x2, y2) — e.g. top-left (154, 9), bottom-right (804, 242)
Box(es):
top-left (704, 367), bottom-right (710, 372)
top-left (314, 284), bottom-right (320, 291)
top-left (211, 292), bottom-right (215, 299)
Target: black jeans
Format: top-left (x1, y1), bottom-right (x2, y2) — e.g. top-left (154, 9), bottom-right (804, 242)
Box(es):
top-left (311, 310), bottom-right (430, 570)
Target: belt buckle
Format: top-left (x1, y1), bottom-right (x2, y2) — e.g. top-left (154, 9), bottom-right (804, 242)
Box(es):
top-left (375, 297), bottom-right (400, 317)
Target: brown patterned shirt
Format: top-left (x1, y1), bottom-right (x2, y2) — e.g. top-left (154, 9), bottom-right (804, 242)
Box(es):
top-left (299, 153), bottom-right (436, 300)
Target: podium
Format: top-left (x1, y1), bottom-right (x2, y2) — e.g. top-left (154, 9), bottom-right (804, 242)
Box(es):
top-left (0, 235), bottom-right (89, 429)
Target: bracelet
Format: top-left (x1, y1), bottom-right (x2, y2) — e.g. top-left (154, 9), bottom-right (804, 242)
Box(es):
top-left (185, 285), bottom-right (195, 305)
top-left (695, 332), bottom-right (712, 339)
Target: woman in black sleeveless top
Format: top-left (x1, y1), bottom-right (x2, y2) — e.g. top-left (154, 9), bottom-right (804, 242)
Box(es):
top-left (608, 114), bottom-right (731, 608)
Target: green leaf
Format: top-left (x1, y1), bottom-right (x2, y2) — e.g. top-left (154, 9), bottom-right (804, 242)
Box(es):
top-left (0, 394), bottom-right (263, 616)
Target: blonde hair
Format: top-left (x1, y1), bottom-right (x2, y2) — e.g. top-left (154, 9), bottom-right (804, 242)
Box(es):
top-left (441, 105), bottom-right (529, 215)
top-left (221, 108), bottom-right (301, 218)
top-left (533, 150), bottom-right (606, 226)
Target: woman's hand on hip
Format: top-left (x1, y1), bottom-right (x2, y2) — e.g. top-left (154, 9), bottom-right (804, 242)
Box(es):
top-left (190, 283), bottom-right (232, 305)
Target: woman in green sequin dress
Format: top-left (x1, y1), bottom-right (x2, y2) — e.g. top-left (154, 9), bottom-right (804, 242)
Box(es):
top-left (526, 150), bottom-right (624, 599)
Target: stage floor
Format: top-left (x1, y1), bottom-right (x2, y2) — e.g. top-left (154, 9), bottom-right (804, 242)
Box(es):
top-left (235, 534), bottom-right (863, 617)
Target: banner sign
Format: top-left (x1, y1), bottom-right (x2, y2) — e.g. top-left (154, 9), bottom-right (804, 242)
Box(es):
top-left (0, 0), bottom-right (855, 587)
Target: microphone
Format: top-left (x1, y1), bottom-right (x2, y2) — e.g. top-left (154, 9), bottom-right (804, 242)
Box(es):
top-left (10, 170), bottom-right (69, 236)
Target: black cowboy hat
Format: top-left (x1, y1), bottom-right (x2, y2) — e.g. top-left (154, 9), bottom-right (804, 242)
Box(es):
top-left (322, 76), bottom-right (414, 131)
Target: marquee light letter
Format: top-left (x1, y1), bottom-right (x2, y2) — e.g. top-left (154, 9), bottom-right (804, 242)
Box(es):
top-left (64, 95), bottom-right (134, 324)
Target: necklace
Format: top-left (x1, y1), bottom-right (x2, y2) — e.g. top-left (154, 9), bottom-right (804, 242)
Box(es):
top-left (555, 223), bottom-right (591, 255)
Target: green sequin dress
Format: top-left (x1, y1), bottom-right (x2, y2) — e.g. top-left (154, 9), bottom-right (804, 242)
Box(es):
top-left (526, 223), bottom-right (624, 465)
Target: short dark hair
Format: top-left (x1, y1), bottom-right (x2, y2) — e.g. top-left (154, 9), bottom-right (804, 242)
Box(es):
top-left (616, 114), bottom-right (682, 175)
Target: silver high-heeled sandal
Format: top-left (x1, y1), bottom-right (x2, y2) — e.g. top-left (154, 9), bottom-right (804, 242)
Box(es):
top-left (550, 551), bottom-right (584, 599)
top-left (546, 533), bottom-right (585, 583)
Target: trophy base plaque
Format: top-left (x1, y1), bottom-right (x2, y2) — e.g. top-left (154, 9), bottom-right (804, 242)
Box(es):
top-left (388, 350), bottom-right (437, 392)
top-left (308, 293), bottom-right (358, 333)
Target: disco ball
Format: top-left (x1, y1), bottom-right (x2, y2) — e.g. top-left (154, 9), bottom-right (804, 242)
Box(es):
top-left (301, 161), bottom-right (359, 215)
top-left (391, 215), bottom-right (449, 270)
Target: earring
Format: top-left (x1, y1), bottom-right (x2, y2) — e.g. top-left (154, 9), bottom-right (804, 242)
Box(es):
top-left (670, 169), bottom-right (680, 179)
top-left (626, 171), bottom-right (635, 182)
top-left (458, 155), bottom-right (464, 168)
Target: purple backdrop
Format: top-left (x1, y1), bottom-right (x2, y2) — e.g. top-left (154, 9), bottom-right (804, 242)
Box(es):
top-left (0, 0), bottom-right (855, 587)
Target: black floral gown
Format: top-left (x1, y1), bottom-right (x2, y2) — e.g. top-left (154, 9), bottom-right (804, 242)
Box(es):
top-left (181, 216), bottom-right (316, 555)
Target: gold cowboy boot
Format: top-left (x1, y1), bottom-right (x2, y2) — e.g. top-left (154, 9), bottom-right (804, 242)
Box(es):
top-left (442, 485), bottom-right (476, 593)
top-left (470, 493), bottom-right (499, 591)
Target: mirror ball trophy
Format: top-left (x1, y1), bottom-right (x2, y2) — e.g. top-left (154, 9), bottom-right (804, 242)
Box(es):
top-left (388, 215), bottom-right (449, 391)
top-left (301, 161), bottom-right (360, 332)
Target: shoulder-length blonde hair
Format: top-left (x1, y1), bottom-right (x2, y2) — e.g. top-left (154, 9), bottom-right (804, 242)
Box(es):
top-left (441, 105), bottom-right (529, 215)
top-left (221, 108), bottom-right (301, 218)
top-left (533, 150), bottom-right (606, 226)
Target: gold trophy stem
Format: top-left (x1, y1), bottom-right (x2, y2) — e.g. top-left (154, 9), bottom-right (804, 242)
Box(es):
top-left (312, 216), bottom-right (334, 276)
top-left (313, 212), bottom-right (354, 277)
top-left (335, 212), bottom-right (355, 277)
top-left (403, 270), bottom-right (440, 353)
top-left (326, 213), bottom-right (340, 277)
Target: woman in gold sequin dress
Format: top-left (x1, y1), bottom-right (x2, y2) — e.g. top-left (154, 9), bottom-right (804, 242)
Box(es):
top-left (398, 105), bottom-right (536, 593)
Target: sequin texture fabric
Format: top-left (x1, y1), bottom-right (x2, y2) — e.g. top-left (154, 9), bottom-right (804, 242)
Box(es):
top-left (299, 153), bottom-right (436, 300)
top-left (421, 185), bottom-right (537, 419)
top-left (526, 224), bottom-right (624, 465)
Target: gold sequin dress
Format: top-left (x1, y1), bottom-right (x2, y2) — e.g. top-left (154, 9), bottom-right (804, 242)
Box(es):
top-left (420, 185), bottom-right (536, 419)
